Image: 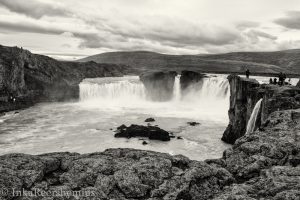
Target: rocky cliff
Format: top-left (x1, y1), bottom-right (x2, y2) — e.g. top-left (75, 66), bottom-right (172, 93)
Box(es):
top-left (0, 45), bottom-right (130, 113)
top-left (0, 108), bottom-right (299, 199)
top-left (222, 75), bottom-right (261, 144)
top-left (222, 75), bottom-right (300, 144)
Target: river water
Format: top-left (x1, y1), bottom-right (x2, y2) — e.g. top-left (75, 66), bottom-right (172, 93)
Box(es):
top-left (0, 74), bottom-right (297, 160)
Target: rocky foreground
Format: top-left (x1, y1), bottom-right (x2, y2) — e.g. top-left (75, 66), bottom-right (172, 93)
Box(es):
top-left (0, 107), bottom-right (299, 200)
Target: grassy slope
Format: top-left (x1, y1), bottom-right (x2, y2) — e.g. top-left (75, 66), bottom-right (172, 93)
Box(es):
top-left (78, 50), bottom-right (300, 76)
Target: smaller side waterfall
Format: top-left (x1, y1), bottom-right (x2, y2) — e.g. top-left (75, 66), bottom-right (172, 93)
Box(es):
top-left (173, 75), bottom-right (181, 101)
top-left (246, 98), bottom-right (263, 134)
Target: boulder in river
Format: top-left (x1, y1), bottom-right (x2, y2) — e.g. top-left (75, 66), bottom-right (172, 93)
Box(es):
top-left (187, 122), bottom-right (200, 126)
top-left (145, 118), bottom-right (155, 122)
top-left (115, 124), bottom-right (171, 141)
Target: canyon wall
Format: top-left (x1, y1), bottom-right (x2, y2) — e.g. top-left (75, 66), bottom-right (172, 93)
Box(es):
top-left (0, 45), bottom-right (130, 113)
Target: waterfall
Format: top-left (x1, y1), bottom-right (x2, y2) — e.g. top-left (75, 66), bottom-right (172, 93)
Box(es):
top-left (173, 75), bottom-right (181, 101)
top-left (246, 99), bottom-right (263, 134)
top-left (80, 76), bottom-right (146, 102)
top-left (79, 75), bottom-right (230, 121)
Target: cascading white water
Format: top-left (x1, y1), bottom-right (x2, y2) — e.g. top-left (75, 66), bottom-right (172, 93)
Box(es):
top-left (80, 76), bottom-right (146, 103)
top-left (173, 75), bottom-right (181, 101)
top-left (246, 98), bottom-right (263, 134)
top-left (79, 74), bottom-right (230, 121)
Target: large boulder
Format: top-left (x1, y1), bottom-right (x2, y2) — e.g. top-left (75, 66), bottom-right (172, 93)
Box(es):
top-left (114, 124), bottom-right (171, 141)
top-left (140, 71), bottom-right (177, 101)
top-left (180, 70), bottom-right (205, 91)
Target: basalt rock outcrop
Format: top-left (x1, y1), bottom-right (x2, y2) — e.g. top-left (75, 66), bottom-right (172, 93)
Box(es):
top-left (180, 70), bottom-right (206, 91)
top-left (214, 108), bottom-right (300, 199)
top-left (0, 149), bottom-right (235, 200)
top-left (222, 75), bottom-right (261, 144)
top-left (0, 45), bottom-right (130, 113)
top-left (140, 71), bottom-right (177, 101)
top-left (222, 75), bottom-right (300, 144)
top-left (115, 124), bottom-right (171, 141)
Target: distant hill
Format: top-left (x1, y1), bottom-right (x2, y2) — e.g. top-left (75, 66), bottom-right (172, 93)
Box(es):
top-left (78, 50), bottom-right (300, 76)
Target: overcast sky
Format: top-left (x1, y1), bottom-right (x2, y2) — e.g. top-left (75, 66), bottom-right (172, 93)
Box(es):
top-left (0, 0), bottom-right (300, 60)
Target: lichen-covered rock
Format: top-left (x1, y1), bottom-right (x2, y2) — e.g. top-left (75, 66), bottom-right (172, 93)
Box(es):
top-left (0, 149), bottom-right (234, 200)
top-left (223, 109), bottom-right (300, 181)
top-left (213, 166), bottom-right (300, 200)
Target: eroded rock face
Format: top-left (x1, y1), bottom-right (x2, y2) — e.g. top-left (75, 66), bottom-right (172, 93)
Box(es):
top-left (140, 71), bottom-right (177, 101)
top-left (222, 75), bottom-right (300, 145)
top-left (222, 75), bottom-right (260, 144)
top-left (0, 45), bottom-right (129, 113)
top-left (180, 70), bottom-right (205, 91)
top-left (0, 149), bottom-right (234, 200)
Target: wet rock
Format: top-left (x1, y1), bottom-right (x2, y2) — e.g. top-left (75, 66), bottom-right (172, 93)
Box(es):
top-left (222, 75), bottom-right (260, 144)
top-left (115, 124), bottom-right (171, 141)
top-left (180, 70), bottom-right (206, 91)
top-left (140, 71), bottom-right (177, 101)
top-left (142, 141), bottom-right (148, 145)
top-left (145, 117), bottom-right (155, 122)
top-left (187, 122), bottom-right (200, 126)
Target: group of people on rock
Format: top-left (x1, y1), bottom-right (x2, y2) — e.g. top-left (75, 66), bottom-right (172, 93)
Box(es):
top-left (245, 69), bottom-right (290, 86)
top-left (269, 72), bottom-right (288, 86)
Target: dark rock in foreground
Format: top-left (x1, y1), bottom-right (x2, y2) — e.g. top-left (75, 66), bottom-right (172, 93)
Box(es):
top-left (0, 149), bottom-right (234, 200)
top-left (140, 71), bottom-right (177, 101)
top-left (145, 117), bottom-right (155, 122)
top-left (115, 124), bottom-right (171, 141)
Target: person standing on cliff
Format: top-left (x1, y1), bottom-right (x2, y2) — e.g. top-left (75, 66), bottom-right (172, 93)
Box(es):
top-left (246, 69), bottom-right (250, 78)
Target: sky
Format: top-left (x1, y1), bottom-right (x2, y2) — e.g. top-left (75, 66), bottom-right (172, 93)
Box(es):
top-left (0, 0), bottom-right (300, 60)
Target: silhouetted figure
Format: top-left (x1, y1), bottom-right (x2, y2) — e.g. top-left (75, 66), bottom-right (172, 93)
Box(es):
top-left (278, 72), bottom-right (284, 86)
top-left (245, 69), bottom-right (250, 78)
top-left (269, 78), bottom-right (273, 84)
top-left (283, 73), bottom-right (287, 85)
top-left (274, 78), bottom-right (277, 85)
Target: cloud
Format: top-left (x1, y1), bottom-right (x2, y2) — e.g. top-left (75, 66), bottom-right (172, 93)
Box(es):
top-left (0, 21), bottom-right (63, 35)
top-left (0, 0), bottom-right (70, 19)
top-left (274, 11), bottom-right (300, 30)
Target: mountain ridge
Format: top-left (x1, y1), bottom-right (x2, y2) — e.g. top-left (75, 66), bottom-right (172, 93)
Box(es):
top-left (78, 49), bottom-right (300, 76)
